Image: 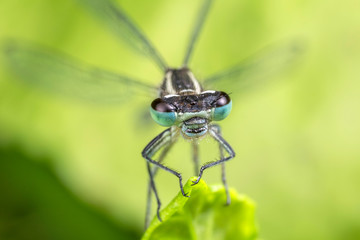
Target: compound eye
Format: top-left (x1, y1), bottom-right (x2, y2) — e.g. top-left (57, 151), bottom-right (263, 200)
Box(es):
top-left (151, 98), bottom-right (176, 112)
top-left (215, 92), bottom-right (231, 107)
top-left (213, 92), bottom-right (232, 121)
top-left (150, 98), bottom-right (177, 127)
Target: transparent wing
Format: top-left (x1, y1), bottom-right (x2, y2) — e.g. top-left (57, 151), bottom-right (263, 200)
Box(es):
top-left (78, 0), bottom-right (168, 71)
top-left (182, 0), bottom-right (213, 66)
top-left (203, 41), bottom-right (305, 95)
top-left (4, 41), bottom-right (158, 104)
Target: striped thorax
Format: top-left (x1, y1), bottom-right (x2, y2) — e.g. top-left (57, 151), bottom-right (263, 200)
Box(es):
top-left (150, 68), bottom-right (232, 139)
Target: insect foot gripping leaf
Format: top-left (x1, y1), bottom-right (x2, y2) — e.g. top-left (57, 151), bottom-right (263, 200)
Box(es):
top-left (142, 177), bottom-right (258, 240)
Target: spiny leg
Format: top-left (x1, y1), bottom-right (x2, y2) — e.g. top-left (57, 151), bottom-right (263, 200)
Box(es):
top-left (192, 141), bottom-right (200, 175)
top-left (192, 125), bottom-right (235, 193)
top-left (146, 162), bottom-right (161, 223)
top-left (221, 163), bottom-right (231, 205)
top-left (145, 143), bottom-right (174, 229)
top-left (145, 179), bottom-right (152, 230)
top-left (142, 128), bottom-right (187, 222)
top-left (211, 124), bottom-right (231, 205)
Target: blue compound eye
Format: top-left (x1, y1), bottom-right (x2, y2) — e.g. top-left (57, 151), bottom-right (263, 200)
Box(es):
top-left (213, 92), bottom-right (232, 121)
top-left (150, 98), bottom-right (177, 127)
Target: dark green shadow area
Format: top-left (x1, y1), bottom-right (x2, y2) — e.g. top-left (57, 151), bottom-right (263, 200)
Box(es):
top-left (0, 144), bottom-right (141, 240)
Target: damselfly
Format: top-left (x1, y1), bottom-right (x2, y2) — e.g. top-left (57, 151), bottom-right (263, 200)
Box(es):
top-left (4, 0), bottom-right (301, 229)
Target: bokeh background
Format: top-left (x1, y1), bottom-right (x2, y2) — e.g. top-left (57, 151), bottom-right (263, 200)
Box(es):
top-left (1, 0), bottom-right (360, 239)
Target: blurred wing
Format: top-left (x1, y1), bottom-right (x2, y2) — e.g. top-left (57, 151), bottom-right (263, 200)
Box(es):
top-left (4, 41), bottom-right (158, 104)
top-left (182, 0), bottom-right (213, 66)
top-left (78, 0), bottom-right (168, 71)
top-left (203, 41), bottom-right (304, 95)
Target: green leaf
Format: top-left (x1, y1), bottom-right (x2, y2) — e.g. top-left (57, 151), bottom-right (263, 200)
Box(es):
top-left (142, 177), bottom-right (258, 240)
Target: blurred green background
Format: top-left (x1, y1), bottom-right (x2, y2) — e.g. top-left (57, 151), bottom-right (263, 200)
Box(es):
top-left (1, 0), bottom-right (360, 239)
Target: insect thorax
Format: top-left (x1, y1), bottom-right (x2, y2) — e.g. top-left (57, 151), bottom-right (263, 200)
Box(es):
top-left (160, 68), bottom-right (202, 97)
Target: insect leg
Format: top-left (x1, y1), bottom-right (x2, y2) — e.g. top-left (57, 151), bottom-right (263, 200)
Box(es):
top-left (142, 128), bottom-right (188, 222)
top-left (192, 141), bottom-right (200, 175)
top-left (211, 124), bottom-right (231, 205)
top-left (145, 162), bottom-right (161, 222)
top-left (145, 143), bottom-right (174, 229)
top-left (192, 125), bottom-right (235, 188)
